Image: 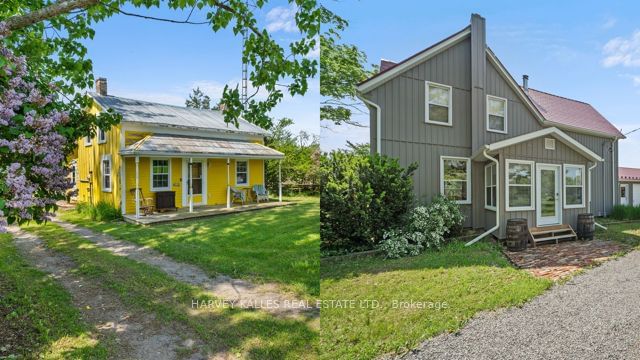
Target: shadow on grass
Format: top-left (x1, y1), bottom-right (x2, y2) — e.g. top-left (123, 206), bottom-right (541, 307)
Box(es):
top-left (24, 224), bottom-right (317, 359)
top-left (321, 240), bottom-right (513, 281)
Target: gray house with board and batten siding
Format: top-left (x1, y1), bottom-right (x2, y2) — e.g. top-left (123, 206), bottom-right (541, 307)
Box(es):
top-left (357, 14), bottom-right (623, 240)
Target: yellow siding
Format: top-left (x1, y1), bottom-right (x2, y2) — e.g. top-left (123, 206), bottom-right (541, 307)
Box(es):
top-left (124, 157), bottom-right (183, 214)
top-left (207, 159), bottom-right (228, 204)
top-left (76, 102), bottom-right (122, 209)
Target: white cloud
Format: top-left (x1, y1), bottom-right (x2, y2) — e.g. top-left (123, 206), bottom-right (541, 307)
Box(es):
top-left (307, 38), bottom-right (320, 58)
top-left (602, 30), bottom-right (640, 67)
top-left (265, 5), bottom-right (297, 33)
top-left (602, 16), bottom-right (617, 30)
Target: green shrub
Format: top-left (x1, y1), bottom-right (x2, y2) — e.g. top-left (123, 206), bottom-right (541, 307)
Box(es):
top-left (76, 201), bottom-right (121, 221)
top-left (320, 146), bottom-right (417, 253)
top-left (610, 204), bottom-right (640, 220)
top-left (379, 196), bottom-right (465, 258)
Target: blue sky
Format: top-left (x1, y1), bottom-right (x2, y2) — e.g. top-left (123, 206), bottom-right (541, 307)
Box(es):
top-left (321, 0), bottom-right (640, 167)
top-left (82, 1), bottom-right (318, 137)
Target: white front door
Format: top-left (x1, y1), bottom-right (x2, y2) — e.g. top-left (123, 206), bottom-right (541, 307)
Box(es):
top-left (633, 184), bottom-right (640, 206)
top-left (182, 159), bottom-right (208, 206)
top-left (536, 164), bottom-right (562, 226)
top-left (621, 184), bottom-right (629, 205)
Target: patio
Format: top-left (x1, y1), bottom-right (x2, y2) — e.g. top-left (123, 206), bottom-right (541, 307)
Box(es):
top-left (503, 240), bottom-right (630, 281)
top-left (123, 201), bottom-right (294, 225)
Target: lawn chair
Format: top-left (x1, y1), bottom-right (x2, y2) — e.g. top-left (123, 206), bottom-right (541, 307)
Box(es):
top-left (230, 187), bottom-right (246, 205)
top-left (129, 188), bottom-right (154, 215)
top-left (252, 184), bottom-right (269, 203)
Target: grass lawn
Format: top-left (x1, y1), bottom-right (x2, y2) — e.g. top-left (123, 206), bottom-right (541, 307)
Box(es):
top-left (0, 234), bottom-right (109, 359)
top-left (320, 241), bottom-right (552, 359)
top-left (59, 196), bottom-right (319, 299)
top-left (22, 222), bottom-right (317, 359)
top-left (596, 221), bottom-right (640, 247)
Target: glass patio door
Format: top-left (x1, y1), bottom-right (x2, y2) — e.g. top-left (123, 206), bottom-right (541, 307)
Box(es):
top-left (536, 164), bottom-right (562, 226)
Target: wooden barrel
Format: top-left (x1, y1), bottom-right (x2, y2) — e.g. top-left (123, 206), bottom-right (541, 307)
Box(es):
top-left (577, 213), bottom-right (595, 240)
top-left (506, 218), bottom-right (528, 251)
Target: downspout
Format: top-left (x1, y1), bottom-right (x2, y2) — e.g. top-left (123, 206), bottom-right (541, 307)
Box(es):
top-left (588, 162), bottom-right (607, 230)
top-left (611, 138), bottom-right (617, 210)
top-left (466, 149), bottom-right (499, 246)
top-left (602, 141), bottom-right (607, 216)
top-left (356, 94), bottom-right (381, 154)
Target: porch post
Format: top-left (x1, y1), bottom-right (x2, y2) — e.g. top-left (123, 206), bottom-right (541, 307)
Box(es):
top-left (135, 156), bottom-right (140, 219)
top-left (189, 157), bottom-right (193, 213)
top-left (278, 160), bottom-right (282, 203)
top-left (226, 158), bottom-right (231, 208)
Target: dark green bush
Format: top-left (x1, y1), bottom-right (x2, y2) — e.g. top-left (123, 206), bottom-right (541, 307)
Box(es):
top-left (76, 201), bottom-right (121, 221)
top-left (320, 146), bottom-right (417, 253)
top-left (610, 205), bottom-right (640, 220)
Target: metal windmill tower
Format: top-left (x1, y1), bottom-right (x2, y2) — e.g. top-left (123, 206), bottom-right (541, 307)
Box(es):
top-left (240, 1), bottom-right (249, 111)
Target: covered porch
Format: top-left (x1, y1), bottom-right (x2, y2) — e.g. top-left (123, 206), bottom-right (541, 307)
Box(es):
top-left (120, 134), bottom-right (285, 219)
top-left (122, 201), bottom-right (294, 225)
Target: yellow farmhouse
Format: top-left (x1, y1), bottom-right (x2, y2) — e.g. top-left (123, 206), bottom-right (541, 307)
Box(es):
top-left (75, 78), bottom-right (284, 218)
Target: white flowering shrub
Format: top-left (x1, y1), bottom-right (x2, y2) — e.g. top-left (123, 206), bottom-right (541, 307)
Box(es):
top-left (379, 196), bottom-right (464, 258)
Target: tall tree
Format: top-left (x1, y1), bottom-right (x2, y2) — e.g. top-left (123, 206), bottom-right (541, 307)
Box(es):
top-left (320, 6), bottom-right (376, 127)
top-left (185, 87), bottom-right (212, 109)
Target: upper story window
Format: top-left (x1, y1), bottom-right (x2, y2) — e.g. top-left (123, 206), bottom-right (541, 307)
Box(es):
top-left (236, 160), bottom-right (249, 186)
top-left (440, 156), bottom-right (471, 204)
top-left (486, 95), bottom-right (507, 133)
top-left (506, 159), bottom-right (535, 211)
top-left (98, 128), bottom-right (107, 144)
top-left (84, 135), bottom-right (92, 146)
top-left (425, 81), bottom-right (453, 126)
top-left (564, 164), bottom-right (585, 208)
top-left (151, 159), bottom-right (171, 191)
top-left (101, 155), bottom-right (111, 192)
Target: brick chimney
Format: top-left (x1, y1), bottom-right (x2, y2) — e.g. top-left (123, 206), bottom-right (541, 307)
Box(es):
top-left (95, 77), bottom-right (107, 96)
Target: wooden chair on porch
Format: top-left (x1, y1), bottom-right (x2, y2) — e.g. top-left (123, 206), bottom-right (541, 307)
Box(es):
top-left (252, 184), bottom-right (269, 203)
top-left (230, 187), bottom-right (246, 205)
top-left (130, 188), bottom-right (155, 215)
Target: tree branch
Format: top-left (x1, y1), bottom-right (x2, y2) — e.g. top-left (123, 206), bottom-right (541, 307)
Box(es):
top-left (4, 0), bottom-right (101, 31)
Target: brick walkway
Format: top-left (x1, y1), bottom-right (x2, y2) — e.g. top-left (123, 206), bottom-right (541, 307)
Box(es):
top-left (504, 240), bottom-right (630, 281)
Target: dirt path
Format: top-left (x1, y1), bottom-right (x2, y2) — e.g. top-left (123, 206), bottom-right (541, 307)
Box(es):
top-left (53, 219), bottom-right (318, 319)
top-left (8, 227), bottom-right (210, 360)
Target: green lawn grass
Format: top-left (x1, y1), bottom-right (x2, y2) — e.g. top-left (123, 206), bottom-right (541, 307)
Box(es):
top-left (596, 221), bottom-right (640, 247)
top-left (59, 196), bottom-right (319, 299)
top-left (320, 241), bottom-right (552, 359)
top-left (0, 234), bottom-right (109, 359)
top-left (22, 222), bottom-right (318, 359)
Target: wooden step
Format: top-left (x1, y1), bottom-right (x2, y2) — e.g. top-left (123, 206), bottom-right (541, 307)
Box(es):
top-left (528, 224), bottom-right (577, 247)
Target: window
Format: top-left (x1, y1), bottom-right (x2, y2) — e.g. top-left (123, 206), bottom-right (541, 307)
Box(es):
top-left (70, 163), bottom-right (77, 186)
top-left (236, 160), bottom-right (249, 186)
top-left (440, 156), bottom-right (471, 204)
top-left (98, 128), bottom-right (107, 144)
top-left (545, 138), bottom-right (556, 150)
top-left (151, 159), bottom-right (170, 191)
top-left (564, 164), bottom-right (585, 208)
top-left (101, 155), bottom-right (111, 192)
top-left (621, 185), bottom-right (627, 199)
top-left (486, 95), bottom-right (507, 133)
top-left (84, 135), bottom-right (92, 146)
top-left (484, 163), bottom-right (497, 210)
top-left (505, 159), bottom-right (535, 211)
top-left (426, 81), bottom-right (453, 126)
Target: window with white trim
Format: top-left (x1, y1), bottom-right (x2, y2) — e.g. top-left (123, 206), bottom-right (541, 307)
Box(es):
top-left (485, 163), bottom-right (497, 210)
top-left (506, 159), bottom-right (534, 211)
top-left (621, 185), bottom-right (627, 199)
top-left (236, 160), bottom-right (248, 186)
top-left (440, 156), bottom-right (471, 204)
top-left (564, 164), bottom-right (585, 208)
top-left (101, 155), bottom-right (111, 192)
top-left (486, 95), bottom-right (507, 133)
top-left (426, 81), bottom-right (452, 126)
top-left (151, 159), bottom-right (170, 191)
top-left (98, 128), bottom-right (107, 144)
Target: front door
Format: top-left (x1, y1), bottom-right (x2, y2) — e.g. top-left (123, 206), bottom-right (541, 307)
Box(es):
top-left (182, 159), bottom-right (207, 206)
top-left (536, 164), bottom-right (562, 226)
top-left (621, 184), bottom-right (629, 205)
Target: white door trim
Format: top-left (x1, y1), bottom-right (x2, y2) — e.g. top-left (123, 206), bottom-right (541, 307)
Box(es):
top-left (536, 163), bottom-right (562, 226)
top-left (182, 158), bottom-right (207, 206)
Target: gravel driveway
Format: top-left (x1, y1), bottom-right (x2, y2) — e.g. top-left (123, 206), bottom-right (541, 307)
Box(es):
top-left (402, 249), bottom-right (640, 360)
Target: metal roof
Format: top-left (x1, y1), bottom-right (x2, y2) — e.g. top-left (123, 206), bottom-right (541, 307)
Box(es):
top-left (120, 134), bottom-right (284, 159)
top-left (90, 93), bottom-right (269, 136)
top-left (619, 167), bottom-right (640, 181)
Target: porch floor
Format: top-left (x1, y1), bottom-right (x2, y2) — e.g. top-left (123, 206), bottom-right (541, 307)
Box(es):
top-left (504, 240), bottom-right (629, 281)
top-left (123, 201), bottom-right (294, 225)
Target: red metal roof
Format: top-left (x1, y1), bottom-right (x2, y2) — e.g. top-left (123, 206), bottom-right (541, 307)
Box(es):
top-left (524, 88), bottom-right (624, 138)
top-left (379, 59), bottom-right (397, 73)
top-left (620, 167), bottom-right (640, 181)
